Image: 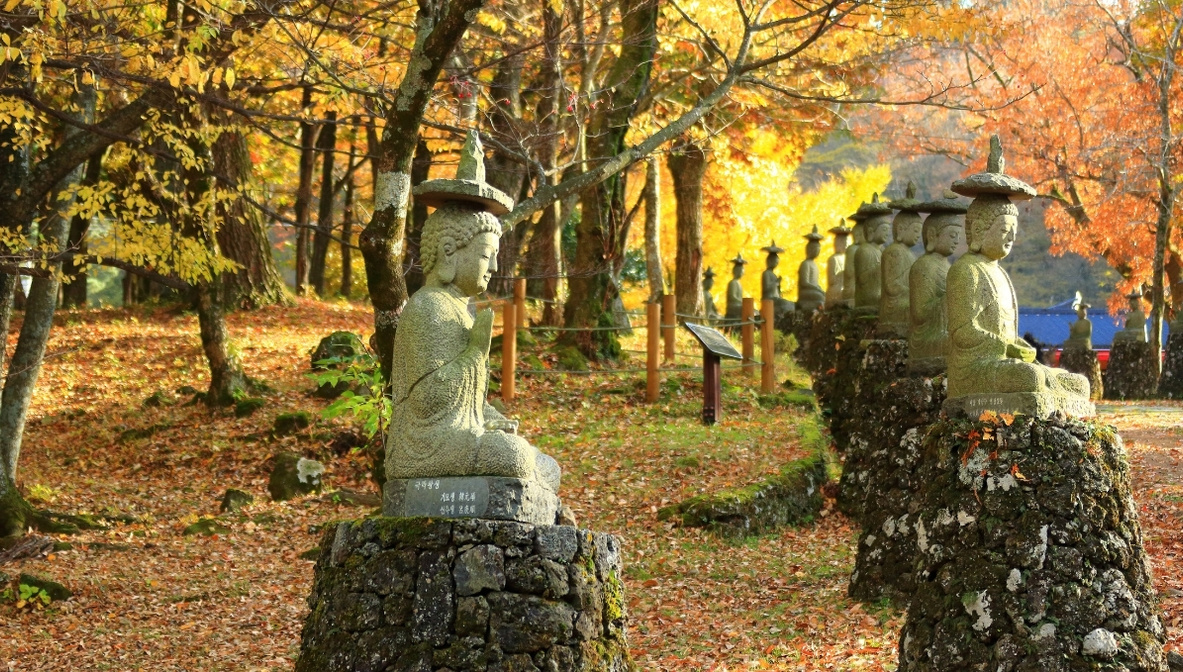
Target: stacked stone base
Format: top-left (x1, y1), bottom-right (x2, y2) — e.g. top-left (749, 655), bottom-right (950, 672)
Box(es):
top-left (1158, 333), bottom-right (1183, 399)
top-left (777, 309), bottom-right (815, 363)
top-left (1105, 341), bottom-right (1159, 400)
top-left (847, 375), bottom-right (945, 604)
top-left (804, 307), bottom-right (878, 453)
top-left (835, 338), bottom-right (910, 520)
top-left (898, 415), bottom-right (1166, 672)
top-left (297, 517), bottom-right (631, 672)
top-left (1059, 347), bottom-right (1103, 401)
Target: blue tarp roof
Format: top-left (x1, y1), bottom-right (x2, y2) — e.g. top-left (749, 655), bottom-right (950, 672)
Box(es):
top-left (1018, 297), bottom-right (1167, 349)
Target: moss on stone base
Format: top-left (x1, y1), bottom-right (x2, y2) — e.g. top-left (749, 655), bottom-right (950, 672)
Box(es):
top-left (656, 416), bottom-right (832, 537)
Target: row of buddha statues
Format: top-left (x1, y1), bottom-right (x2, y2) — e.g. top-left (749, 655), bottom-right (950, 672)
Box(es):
top-left (705, 136), bottom-right (1095, 418)
top-left (383, 132), bottom-right (1100, 503)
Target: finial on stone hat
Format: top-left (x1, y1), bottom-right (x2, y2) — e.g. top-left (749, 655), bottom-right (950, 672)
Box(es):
top-left (987, 134), bottom-right (1004, 174)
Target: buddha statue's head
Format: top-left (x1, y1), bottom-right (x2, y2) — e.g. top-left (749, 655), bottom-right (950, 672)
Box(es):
top-left (965, 194), bottom-right (1018, 261)
top-left (892, 211), bottom-right (923, 247)
top-left (731, 255), bottom-right (746, 279)
top-left (703, 268), bottom-right (715, 291)
top-left (923, 214), bottom-right (963, 256)
top-left (852, 222), bottom-right (866, 245)
top-left (866, 215), bottom-right (892, 245)
top-left (1076, 304), bottom-right (1089, 320)
top-left (421, 204), bottom-right (503, 297)
top-left (806, 239), bottom-right (821, 260)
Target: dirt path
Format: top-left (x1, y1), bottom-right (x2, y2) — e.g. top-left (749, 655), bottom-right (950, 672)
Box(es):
top-left (1097, 401), bottom-right (1183, 657)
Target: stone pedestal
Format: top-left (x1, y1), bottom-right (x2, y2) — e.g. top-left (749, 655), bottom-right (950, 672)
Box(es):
top-left (297, 517), bottom-right (631, 672)
top-left (776, 309), bottom-right (814, 363)
top-left (847, 374), bottom-right (945, 605)
top-left (1157, 333), bottom-right (1183, 399)
top-left (1059, 347), bottom-right (1103, 401)
top-left (835, 338), bottom-right (909, 521)
top-left (804, 307), bottom-right (878, 454)
top-left (898, 415), bottom-right (1166, 672)
top-left (384, 477), bottom-right (561, 526)
top-left (1104, 341), bottom-right (1159, 400)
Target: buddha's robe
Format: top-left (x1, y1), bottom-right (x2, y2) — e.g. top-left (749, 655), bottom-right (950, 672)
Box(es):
top-left (796, 260), bottom-right (824, 312)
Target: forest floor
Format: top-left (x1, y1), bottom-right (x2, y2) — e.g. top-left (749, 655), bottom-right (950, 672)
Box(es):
top-left (0, 299), bottom-right (1180, 671)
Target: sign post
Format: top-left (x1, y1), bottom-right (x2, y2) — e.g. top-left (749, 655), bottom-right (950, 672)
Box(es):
top-left (684, 322), bottom-right (744, 425)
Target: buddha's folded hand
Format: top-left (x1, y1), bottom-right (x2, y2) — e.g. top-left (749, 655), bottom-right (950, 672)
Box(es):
top-left (469, 308), bottom-right (494, 355)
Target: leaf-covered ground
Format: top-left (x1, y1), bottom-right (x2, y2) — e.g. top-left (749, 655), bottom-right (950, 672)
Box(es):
top-left (0, 301), bottom-right (1179, 670)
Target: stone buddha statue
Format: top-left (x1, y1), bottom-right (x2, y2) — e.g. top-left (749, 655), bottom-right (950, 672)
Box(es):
top-left (841, 221), bottom-right (865, 307)
top-left (1064, 297), bottom-right (1093, 350)
top-left (796, 226), bottom-right (826, 312)
top-left (702, 267), bottom-right (720, 323)
top-left (908, 190), bottom-right (967, 375)
top-left (761, 241), bottom-right (795, 321)
top-left (944, 135), bottom-right (1093, 418)
top-left (878, 182), bottom-right (925, 337)
top-left (385, 131), bottom-right (562, 520)
top-left (724, 254), bottom-right (746, 323)
top-left (1113, 290), bottom-right (1148, 344)
top-left (825, 220), bottom-right (851, 308)
top-left (851, 194), bottom-right (893, 310)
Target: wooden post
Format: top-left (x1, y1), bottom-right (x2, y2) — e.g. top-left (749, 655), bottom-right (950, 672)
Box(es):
top-left (514, 278), bottom-right (527, 328)
top-left (702, 351), bottom-right (722, 425)
top-left (761, 298), bottom-right (775, 393)
top-left (502, 300), bottom-right (517, 402)
top-left (646, 301), bottom-right (660, 402)
top-left (742, 297), bottom-right (755, 378)
top-left (662, 293), bottom-right (676, 362)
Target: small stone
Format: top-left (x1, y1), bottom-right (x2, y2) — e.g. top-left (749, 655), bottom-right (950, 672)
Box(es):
top-left (454, 545), bottom-right (505, 596)
top-left (18, 573), bottom-right (72, 601)
top-left (273, 411), bottom-right (311, 436)
top-left (268, 452), bottom-right (324, 501)
top-left (534, 526), bottom-right (578, 562)
top-left (411, 551), bottom-right (454, 646)
top-left (1081, 627), bottom-right (1118, 658)
top-left (182, 518), bottom-right (230, 536)
top-left (556, 505), bottom-right (578, 527)
top-left (455, 595), bottom-right (490, 637)
top-left (505, 556), bottom-right (568, 599)
top-left (488, 592), bottom-right (576, 654)
top-left (219, 488), bottom-right (254, 513)
top-left (234, 397), bottom-right (266, 417)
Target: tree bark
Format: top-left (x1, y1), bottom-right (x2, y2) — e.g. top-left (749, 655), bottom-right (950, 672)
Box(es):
top-left (643, 156), bottom-right (664, 302)
top-left (212, 123), bottom-right (291, 309)
top-left (561, 0), bottom-right (658, 357)
top-left (361, 0), bottom-right (487, 380)
top-left (310, 110), bottom-right (337, 296)
top-left (294, 85), bottom-right (318, 296)
top-left (530, 0), bottom-right (566, 326)
top-left (341, 156), bottom-right (356, 299)
top-left (668, 139), bottom-right (706, 316)
top-left (403, 138), bottom-right (432, 296)
top-left (0, 84), bottom-right (94, 487)
top-left (485, 15), bottom-right (529, 298)
top-left (61, 154), bottom-right (104, 309)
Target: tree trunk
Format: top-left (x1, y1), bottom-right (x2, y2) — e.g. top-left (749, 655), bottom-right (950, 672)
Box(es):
top-left (0, 84), bottom-right (94, 490)
top-left (561, 0), bottom-right (658, 356)
top-left (531, 0), bottom-right (566, 326)
top-left (61, 154), bottom-right (104, 309)
top-left (485, 19), bottom-right (529, 299)
top-left (361, 0), bottom-right (487, 380)
top-left (341, 162), bottom-right (355, 299)
top-left (1166, 249), bottom-right (1183, 324)
top-left (294, 86), bottom-right (318, 296)
top-left (668, 139), bottom-right (706, 316)
top-left (403, 138), bottom-right (432, 296)
top-left (212, 124), bottom-right (291, 308)
top-left (643, 156), bottom-right (663, 302)
top-left (194, 277), bottom-right (245, 404)
top-left (310, 110), bottom-right (337, 296)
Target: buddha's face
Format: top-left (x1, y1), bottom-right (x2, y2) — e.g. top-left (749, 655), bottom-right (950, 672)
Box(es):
top-left (766, 254), bottom-right (779, 270)
top-left (703, 276), bottom-right (714, 291)
top-left (733, 264), bottom-right (744, 279)
top-left (868, 220), bottom-right (890, 245)
top-left (900, 219), bottom-right (923, 247)
top-left (806, 240), bottom-right (820, 260)
top-left (934, 224), bottom-right (961, 257)
top-left (452, 231), bottom-right (500, 297)
top-left (834, 235), bottom-right (848, 254)
top-left (978, 213), bottom-right (1017, 261)
top-left (1077, 306), bottom-right (1087, 319)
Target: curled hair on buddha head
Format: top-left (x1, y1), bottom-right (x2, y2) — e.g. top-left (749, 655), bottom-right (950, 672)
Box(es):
top-left (419, 204), bottom-right (503, 281)
top-left (964, 195), bottom-right (1017, 254)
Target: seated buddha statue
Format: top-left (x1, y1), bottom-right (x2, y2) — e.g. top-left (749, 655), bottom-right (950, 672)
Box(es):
top-left (944, 135), bottom-right (1093, 418)
top-left (824, 221), bottom-right (850, 308)
top-left (795, 226), bottom-right (826, 312)
top-left (840, 222), bottom-right (864, 307)
top-left (386, 132), bottom-right (561, 495)
top-left (1064, 301), bottom-right (1093, 350)
top-left (878, 182), bottom-right (925, 337)
top-left (851, 194), bottom-right (893, 310)
top-left (724, 254), bottom-right (746, 324)
top-left (907, 190), bottom-right (967, 375)
top-left (760, 241), bottom-right (794, 321)
top-left (702, 267), bottom-right (720, 323)
top-left (1112, 291), bottom-right (1148, 344)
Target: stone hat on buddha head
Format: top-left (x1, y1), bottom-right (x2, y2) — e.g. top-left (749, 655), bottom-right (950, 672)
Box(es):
top-left (952, 135), bottom-right (1036, 253)
top-left (704, 267), bottom-right (716, 279)
top-left (848, 193), bottom-right (893, 222)
top-left (730, 253), bottom-right (747, 266)
top-left (804, 225), bottom-right (824, 242)
top-left (761, 241), bottom-right (785, 255)
top-left (412, 131), bottom-right (514, 216)
top-left (829, 218), bottom-right (852, 238)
